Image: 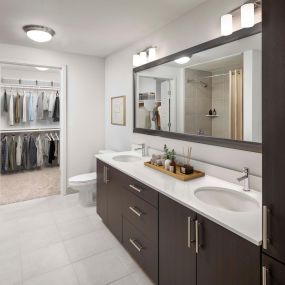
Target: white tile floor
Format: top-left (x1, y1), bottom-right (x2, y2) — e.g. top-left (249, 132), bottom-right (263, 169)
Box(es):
top-left (0, 193), bottom-right (154, 285)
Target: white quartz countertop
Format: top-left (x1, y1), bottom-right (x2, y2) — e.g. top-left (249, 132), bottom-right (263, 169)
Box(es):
top-left (95, 151), bottom-right (262, 246)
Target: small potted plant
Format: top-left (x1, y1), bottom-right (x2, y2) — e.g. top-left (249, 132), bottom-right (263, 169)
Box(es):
top-left (164, 145), bottom-right (171, 170)
top-left (169, 149), bottom-right (177, 173)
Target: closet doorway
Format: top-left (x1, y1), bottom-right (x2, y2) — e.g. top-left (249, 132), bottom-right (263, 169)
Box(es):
top-left (0, 62), bottom-right (67, 205)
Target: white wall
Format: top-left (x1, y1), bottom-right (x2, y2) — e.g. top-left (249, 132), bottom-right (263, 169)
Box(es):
top-left (105, 0), bottom-right (262, 177)
top-left (0, 43), bottom-right (105, 178)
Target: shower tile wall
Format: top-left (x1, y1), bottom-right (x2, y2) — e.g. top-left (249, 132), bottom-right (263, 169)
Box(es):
top-left (211, 70), bottom-right (230, 139)
top-left (184, 69), bottom-right (212, 135)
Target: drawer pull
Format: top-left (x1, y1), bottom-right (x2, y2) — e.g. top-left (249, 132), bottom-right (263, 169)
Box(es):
top-left (129, 206), bottom-right (143, 217)
top-left (129, 238), bottom-right (143, 252)
top-left (129, 184), bottom-right (142, 193)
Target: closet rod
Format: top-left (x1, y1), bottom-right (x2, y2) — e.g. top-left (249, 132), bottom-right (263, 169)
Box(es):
top-left (0, 84), bottom-right (60, 91)
top-left (0, 128), bottom-right (60, 134)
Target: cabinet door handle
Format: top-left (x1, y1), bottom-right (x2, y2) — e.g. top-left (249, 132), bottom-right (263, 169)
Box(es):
top-left (195, 220), bottom-right (200, 254)
top-left (262, 266), bottom-right (268, 285)
top-left (263, 205), bottom-right (269, 250)
top-left (129, 238), bottom-right (143, 252)
top-left (129, 184), bottom-right (142, 193)
top-left (187, 217), bottom-right (192, 248)
top-left (129, 206), bottom-right (143, 217)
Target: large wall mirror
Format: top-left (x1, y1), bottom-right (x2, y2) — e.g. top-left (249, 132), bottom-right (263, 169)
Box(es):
top-left (133, 26), bottom-right (262, 152)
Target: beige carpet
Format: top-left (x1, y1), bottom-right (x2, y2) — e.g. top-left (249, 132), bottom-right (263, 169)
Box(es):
top-left (0, 167), bottom-right (60, 205)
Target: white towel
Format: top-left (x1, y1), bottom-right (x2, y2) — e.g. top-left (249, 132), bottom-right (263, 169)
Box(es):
top-left (9, 94), bottom-right (14, 126)
top-left (22, 92), bottom-right (27, 123)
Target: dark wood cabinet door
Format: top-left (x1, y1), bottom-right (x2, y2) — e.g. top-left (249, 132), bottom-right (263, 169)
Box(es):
top-left (159, 194), bottom-right (196, 285)
top-left (262, 0), bottom-right (285, 264)
top-left (196, 214), bottom-right (260, 285)
top-left (107, 167), bottom-right (123, 241)
top-left (263, 254), bottom-right (285, 285)
top-left (96, 160), bottom-right (108, 223)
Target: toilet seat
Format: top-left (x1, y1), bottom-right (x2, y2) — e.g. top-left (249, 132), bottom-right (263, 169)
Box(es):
top-left (69, 172), bottom-right (97, 186)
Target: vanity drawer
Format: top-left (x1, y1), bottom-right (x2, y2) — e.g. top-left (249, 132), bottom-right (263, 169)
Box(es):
top-left (123, 218), bottom-right (158, 284)
top-left (124, 177), bottom-right (158, 208)
top-left (123, 189), bottom-right (158, 242)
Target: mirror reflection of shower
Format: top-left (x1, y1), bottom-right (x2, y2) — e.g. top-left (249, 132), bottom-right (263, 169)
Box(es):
top-left (187, 79), bottom-right (208, 88)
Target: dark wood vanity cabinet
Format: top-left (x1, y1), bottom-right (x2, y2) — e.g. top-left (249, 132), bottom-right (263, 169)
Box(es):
top-left (159, 194), bottom-right (261, 285)
top-left (96, 160), bottom-right (123, 241)
top-left (196, 214), bottom-right (260, 285)
top-left (97, 160), bottom-right (261, 285)
top-left (262, 254), bottom-right (285, 285)
top-left (159, 194), bottom-right (196, 285)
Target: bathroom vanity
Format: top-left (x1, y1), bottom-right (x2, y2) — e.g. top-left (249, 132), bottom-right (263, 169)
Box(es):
top-left (96, 152), bottom-right (262, 285)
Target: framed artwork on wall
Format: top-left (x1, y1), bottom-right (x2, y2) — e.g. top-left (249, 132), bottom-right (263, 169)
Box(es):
top-left (111, 96), bottom-right (126, 126)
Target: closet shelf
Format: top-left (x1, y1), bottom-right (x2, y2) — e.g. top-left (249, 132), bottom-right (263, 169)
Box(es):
top-left (1, 127), bottom-right (60, 134)
top-left (205, 115), bottom-right (220, 117)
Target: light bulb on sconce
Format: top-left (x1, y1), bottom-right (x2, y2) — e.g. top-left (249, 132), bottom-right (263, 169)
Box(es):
top-left (241, 3), bottom-right (255, 28)
top-left (221, 14), bottom-right (233, 36)
top-left (148, 47), bottom-right (157, 62)
top-left (133, 54), bottom-right (141, 67)
top-left (139, 51), bottom-right (147, 65)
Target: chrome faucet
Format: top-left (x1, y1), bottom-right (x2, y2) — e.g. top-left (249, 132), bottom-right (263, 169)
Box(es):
top-left (134, 143), bottom-right (146, 157)
top-left (237, 167), bottom-right (250, 191)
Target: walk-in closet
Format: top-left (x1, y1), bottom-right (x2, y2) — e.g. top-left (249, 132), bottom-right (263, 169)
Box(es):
top-left (0, 63), bottom-right (63, 205)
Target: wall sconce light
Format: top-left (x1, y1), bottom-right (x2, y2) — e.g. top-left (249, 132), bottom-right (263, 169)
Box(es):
top-left (133, 54), bottom-right (141, 67)
top-left (133, 46), bottom-right (157, 67)
top-left (148, 47), bottom-right (157, 62)
top-left (139, 51), bottom-right (147, 65)
top-left (221, 14), bottom-right (233, 36)
top-left (241, 3), bottom-right (255, 28)
top-left (220, 1), bottom-right (260, 36)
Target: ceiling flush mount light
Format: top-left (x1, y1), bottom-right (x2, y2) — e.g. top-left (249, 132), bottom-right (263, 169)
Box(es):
top-left (23, 25), bottom-right (55, 43)
top-left (241, 3), bottom-right (255, 28)
top-left (35, 67), bottom-right (49, 71)
top-left (221, 14), bottom-right (233, 36)
top-left (175, 56), bottom-right (191, 65)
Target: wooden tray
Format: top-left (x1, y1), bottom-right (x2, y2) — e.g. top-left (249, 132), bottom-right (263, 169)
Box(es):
top-left (144, 161), bottom-right (205, 181)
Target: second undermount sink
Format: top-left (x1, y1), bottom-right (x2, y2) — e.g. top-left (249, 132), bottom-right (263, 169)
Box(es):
top-left (194, 187), bottom-right (260, 212)
top-left (112, 154), bottom-right (142, 163)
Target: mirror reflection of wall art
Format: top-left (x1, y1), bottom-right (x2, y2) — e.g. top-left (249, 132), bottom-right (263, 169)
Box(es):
top-left (111, 96), bottom-right (126, 126)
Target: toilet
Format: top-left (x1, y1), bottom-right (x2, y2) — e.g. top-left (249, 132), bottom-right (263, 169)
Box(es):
top-left (68, 150), bottom-right (115, 206)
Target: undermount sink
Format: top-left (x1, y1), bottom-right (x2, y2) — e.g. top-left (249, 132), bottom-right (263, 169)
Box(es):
top-left (194, 187), bottom-right (260, 212)
top-left (112, 154), bottom-right (142, 162)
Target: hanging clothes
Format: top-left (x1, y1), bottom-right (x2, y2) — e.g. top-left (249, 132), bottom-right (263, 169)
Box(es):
top-left (48, 139), bottom-right (56, 164)
top-left (28, 92), bottom-right (35, 121)
top-left (43, 92), bottom-right (49, 111)
top-left (52, 95), bottom-right (60, 122)
top-left (36, 135), bottom-right (44, 167)
top-left (8, 136), bottom-right (16, 171)
top-left (22, 135), bottom-right (29, 169)
top-left (29, 136), bottom-right (37, 168)
top-left (37, 92), bottom-right (44, 120)
top-left (22, 92), bottom-right (27, 123)
top-left (9, 94), bottom-right (14, 126)
top-left (16, 135), bottom-right (23, 166)
top-left (3, 90), bottom-right (8, 112)
top-left (15, 93), bottom-right (21, 124)
top-left (48, 92), bottom-right (56, 118)
top-left (1, 136), bottom-right (9, 172)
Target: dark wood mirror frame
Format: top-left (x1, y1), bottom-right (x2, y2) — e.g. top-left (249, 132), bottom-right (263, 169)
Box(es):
top-left (133, 23), bottom-right (262, 153)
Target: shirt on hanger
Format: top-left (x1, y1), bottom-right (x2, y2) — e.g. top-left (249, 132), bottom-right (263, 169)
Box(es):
top-left (36, 135), bottom-right (44, 167)
top-left (48, 92), bottom-right (56, 117)
top-left (22, 92), bottom-right (28, 123)
top-left (15, 93), bottom-right (21, 124)
top-left (28, 92), bottom-right (35, 121)
top-left (16, 135), bottom-right (23, 166)
top-left (8, 137), bottom-right (16, 171)
top-left (43, 92), bottom-right (49, 111)
top-left (9, 93), bottom-right (14, 126)
top-left (3, 90), bottom-right (8, 112)
top-left (37, 92), bottom-right (44, 120)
